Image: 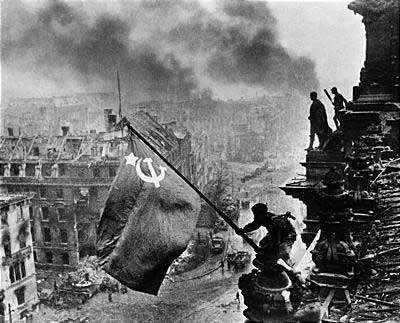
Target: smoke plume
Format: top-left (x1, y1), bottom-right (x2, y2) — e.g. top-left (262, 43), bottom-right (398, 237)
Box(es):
top-left (2, 0), bottom-right (319, 101)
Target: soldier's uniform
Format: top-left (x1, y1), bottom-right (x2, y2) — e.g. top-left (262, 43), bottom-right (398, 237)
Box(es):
top-left (309, 99), bottom-right (331, 149)
top-left (242, 204), bottom-right (296, 261)
top-left (332, 88), bottom-right (347, 130)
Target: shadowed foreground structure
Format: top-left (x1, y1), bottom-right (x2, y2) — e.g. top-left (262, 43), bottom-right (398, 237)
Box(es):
top-left (281, 0), bottom-right (400, 321)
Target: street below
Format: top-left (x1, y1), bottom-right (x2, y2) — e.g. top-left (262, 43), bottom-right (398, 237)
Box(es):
top-left (34, 160), bottom-right (307, 323)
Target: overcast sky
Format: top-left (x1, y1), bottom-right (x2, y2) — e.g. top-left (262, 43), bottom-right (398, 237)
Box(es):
top-left (269, 0), bottom-right (365, 101)
top-left (1, 0), bottom-right (366, 103)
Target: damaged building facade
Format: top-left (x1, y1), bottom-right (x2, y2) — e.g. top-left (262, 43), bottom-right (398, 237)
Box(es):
top-left (0, 194), bottom-right (38, 322)
top-left (0, 110), bottom-right (195, 277)
top-left (1, 93), bottom-right (117, 137)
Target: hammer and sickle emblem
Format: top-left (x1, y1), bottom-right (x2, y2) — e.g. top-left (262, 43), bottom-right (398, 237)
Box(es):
top-left (125, 153), bottom-right (167, 188)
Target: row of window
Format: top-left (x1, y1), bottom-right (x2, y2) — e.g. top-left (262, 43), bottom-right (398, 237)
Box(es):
top-left (34, 250), bottom-right (69, 265)
top-left (0, 164), bottom-right (118, 178)
top-left (7, 186), bottom-right (64, 198)
top-left (8, 186), bottom-right (98, 199)
top-left (0, 204), bottom-right (25, 226)
top-left (40, 227), bottom-right (68, 244)
top-left (9, 260), bottom-right (26, 284)
top-left (41, 207), bottom-right (68, 222)
top-left (29, 206), bottom-right (71, 222)
top-left (3, 237), bottom-right (27, 258)
top-left (33, 224), bottom-right (89, 245)
top-left (7, 186), bottom-right (101, 202)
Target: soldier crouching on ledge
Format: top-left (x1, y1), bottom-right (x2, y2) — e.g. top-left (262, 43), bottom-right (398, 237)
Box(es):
top-left (238, 203), bottom-right (297, 263)
top-left (238, 203), bottom-right (303, 315)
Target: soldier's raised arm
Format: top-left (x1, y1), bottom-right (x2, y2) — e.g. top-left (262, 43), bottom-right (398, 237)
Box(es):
top-left (242, 221), bottom-right (261, 233)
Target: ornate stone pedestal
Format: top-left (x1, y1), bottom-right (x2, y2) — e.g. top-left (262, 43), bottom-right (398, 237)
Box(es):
top-left (239, 244), bottom-right (301, 322)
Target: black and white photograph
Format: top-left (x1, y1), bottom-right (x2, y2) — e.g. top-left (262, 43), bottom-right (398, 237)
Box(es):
top-left (0, 0), bottom-right (399, 322)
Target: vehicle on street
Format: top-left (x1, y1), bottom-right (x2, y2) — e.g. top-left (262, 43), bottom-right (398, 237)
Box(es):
top-left (231, 251), bottom-right (251, 270)
top-left (211, 236), bottom-right (224, 253)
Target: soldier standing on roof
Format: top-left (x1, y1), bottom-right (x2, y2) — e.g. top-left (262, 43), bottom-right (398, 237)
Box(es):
top-left (331, 87), bottom-right (347, 131)
top-left (307, 92), bottom-right (332, 151)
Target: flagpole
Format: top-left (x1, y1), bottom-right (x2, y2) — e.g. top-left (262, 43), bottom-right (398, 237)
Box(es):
top-left (117, 71), bottom-right (122, 119)
top-left (123, 120), bottom-right (259, 251)
top-left (116, 71), bottom-right (123, 137)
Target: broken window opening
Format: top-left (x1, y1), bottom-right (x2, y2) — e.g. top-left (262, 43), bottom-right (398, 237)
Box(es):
top-left (20, 260), bottom-right (26, 278)
top-left (17, 204), bottom-right (24, 222)
top-left (14, 263), bottom-right (21, 281)
top-left (109, 166), bottom-right (117, 177)
top-left (19, 237), bottom-right (26, 249)
top-left (42, 207), bottom-right (49, 221)
top-left (3, 240), bottom-right (11, 258)
top-left (89, 187), bottom-right (98, 199)
top-left (31, 227), bottom-right (35, 242)
top-left (9, 266), bottom-right (15, 283)
top-left (32, 147), bottom-right (39, 157)
top-left (42, 164), bottom-right (51, 177)
top-left (10, 164), bottom-right (20, 177)
top-left (58, 208), bottom-right (68, 221)
top-left (62, 252), bottom-right (70, 265)
top-left (45, 251), bottom-right (53, 263)
top-left (59, 164), bottom-right (66, 176)
top-left (43, 227), bottom-right (51, 243)
top-left (25, 163), bottom-right (35, 177)
top-left (1, 211), bottom-right (7, 226)
top-left (60, 228), bottom-right (68, 243)
top-left (15, 286), bottom-right (25, 305)
top-left (56, 188), bottom-right (64, 199)
top-left (18, 219), bottom-right (29, 249)
top-left (61, 126), bottom-right (69, 136)
top-left (39, 187), bottom-right (46, 198)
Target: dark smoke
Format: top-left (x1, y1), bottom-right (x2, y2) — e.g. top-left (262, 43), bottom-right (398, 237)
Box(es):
top-left (1, 0), bottom-right (196, 101)
top-left (168, 0), bottom-right (319, 94)
top-left (2, 0), bottom-right (319, 100)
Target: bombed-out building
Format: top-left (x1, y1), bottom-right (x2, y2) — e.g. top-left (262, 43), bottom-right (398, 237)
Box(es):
top-left (227, 123), bottom-right (264, 163)
top-left (0, 110), bottom-right (195, 277)
top-left (0, 193), bottom-right (38, 322)
top-left (1, 93), bottom-right (116, 137)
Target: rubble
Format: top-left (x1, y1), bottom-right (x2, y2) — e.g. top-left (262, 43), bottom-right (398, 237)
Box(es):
top-left (40, 256), bottom-right (121, 310)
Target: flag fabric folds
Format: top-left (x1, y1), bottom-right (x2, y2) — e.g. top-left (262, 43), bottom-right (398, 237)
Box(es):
top-left (96, 114), bottom-right (201, 295)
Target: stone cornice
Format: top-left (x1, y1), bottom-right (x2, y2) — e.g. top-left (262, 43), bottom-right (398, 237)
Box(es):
top-left (348, 0), bottom-right (398, 16)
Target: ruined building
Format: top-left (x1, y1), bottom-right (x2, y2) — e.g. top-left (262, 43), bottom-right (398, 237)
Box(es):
top-left (0, 111), bottom-right (194, 277)
top-left (0, 194), bottom-right (38, 322)
top-left (1, 93), bottom-right (117, 137)
top-left (227, 123), bottom-right (265, 163)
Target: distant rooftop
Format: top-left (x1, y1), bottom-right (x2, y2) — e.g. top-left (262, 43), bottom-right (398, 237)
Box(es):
top-left (0, 111), bottom-right (187, 163)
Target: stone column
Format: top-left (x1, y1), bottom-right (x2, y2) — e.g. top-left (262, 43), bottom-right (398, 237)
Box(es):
top-left (348, 0), bottom-right (400, 102)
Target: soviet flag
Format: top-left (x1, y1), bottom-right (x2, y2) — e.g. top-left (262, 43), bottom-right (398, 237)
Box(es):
top-left (96, 113), bottom-right (201, 295)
